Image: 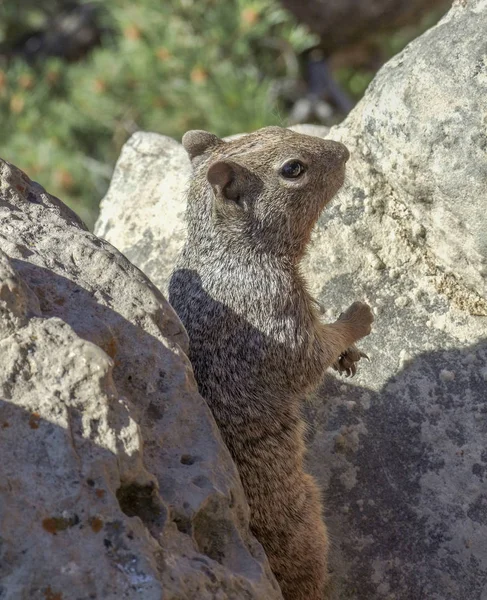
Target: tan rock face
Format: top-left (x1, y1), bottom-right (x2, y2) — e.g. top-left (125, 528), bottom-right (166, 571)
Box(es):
top-left (95, 2), bottom-right (487, 598)
top-left (332, 0), bottom-right (487, 302)
top-left (0, 158), bottom-right (282, 600)
top-left (95, 132), bottom-right (191, 296)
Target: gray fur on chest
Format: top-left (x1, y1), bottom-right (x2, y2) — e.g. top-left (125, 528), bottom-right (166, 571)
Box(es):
top-left (169, 254), bottom-right (320, 403)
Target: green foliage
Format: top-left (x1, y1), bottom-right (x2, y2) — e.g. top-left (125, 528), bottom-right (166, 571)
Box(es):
top-left (0, 1), bottom-right (67, 43)
top-left (0, 0), bottom-right (317, 226)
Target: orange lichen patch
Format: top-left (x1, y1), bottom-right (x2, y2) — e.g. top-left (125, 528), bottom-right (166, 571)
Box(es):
top-left (29, 412), bottom-right (41, 429)
top-left (42, 515), bottom-right (78, 535)
top-left (95, 489), bottom-right (106, 499)
top-left (90, 517), bottom-right (104, 533)
top-left (42, 518), bottom-right (58, 535)
top-left (44, 586), bottom-right (63, 600)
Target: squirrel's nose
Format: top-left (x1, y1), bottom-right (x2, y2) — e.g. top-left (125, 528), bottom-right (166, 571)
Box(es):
top-left (326, 140), bottom-right (350, 164)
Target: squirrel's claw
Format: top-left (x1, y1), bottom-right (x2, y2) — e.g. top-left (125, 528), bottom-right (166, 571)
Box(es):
top-left (332, 344), bottom-right (368, 377)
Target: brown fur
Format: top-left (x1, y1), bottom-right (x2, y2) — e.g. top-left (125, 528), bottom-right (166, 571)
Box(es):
top-left (169, 126), bottom-right (373, 599)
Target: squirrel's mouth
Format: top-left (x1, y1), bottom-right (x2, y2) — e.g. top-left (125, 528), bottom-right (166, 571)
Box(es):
top-left (336, 142), bottom-right (350, 164)
top-left (321, 165), bottom-right (347, 206)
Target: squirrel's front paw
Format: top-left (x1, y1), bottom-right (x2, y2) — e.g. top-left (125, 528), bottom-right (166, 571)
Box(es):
top-left (332, 344), bottom-right (369, 377)
top-left (339, 301), bottom-right (374, 340)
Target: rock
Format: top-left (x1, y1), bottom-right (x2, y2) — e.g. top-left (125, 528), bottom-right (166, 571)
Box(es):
top-left (95, 132), bottom-right (191, 296)
top-left (332, 0), bottom-right (487, 302)
top-left (301, 4), bottom-right (487, 596)
top-left (95, 2), bottom-right (487, 598)
top-left (0, 159), bottom-right (282, 599)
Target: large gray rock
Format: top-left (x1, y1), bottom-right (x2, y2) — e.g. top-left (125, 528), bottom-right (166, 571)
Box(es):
top-left (334, 0), bottom-right (487, 302)
top-left (0, 159), bottom-right (282, 599)
top-left (95, 1), bottom-right (487, 599)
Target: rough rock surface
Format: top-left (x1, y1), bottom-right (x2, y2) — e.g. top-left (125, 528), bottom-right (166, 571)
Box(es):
top-left (95, 132), bottom-right (191, 296)
top-left (334, 0), bottom-right (487, 302)
top-left (0, 159), bottom-right (282, 599)
top-left (95, 2), bottom-right (487, 599)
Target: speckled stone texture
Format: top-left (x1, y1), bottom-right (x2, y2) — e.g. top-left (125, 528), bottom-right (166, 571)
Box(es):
top-left (299, 2), bottom-right (487, 596)
top-left (95, 2), bottom-right (487, 598)
top-left (0, 159), bottom-right (282, 599)
top-left (95, 132), bottom-right (191, 296)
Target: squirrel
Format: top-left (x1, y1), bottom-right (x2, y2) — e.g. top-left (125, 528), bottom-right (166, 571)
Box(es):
top-left (168, 126), bottom-right (373, 600)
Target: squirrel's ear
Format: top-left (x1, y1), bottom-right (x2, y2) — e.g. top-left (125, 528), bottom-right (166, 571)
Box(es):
top-left (182, 130), bottom-right (222, 161)
top-left (207, 160), bottom-right (243, 204)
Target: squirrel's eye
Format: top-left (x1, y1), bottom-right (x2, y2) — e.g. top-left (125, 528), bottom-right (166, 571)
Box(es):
top-left (280, 160), bottom-right (306, 179)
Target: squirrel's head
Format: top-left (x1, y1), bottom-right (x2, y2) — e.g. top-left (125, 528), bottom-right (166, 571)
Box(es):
top-left (182, 126), bottom-right (349, 260)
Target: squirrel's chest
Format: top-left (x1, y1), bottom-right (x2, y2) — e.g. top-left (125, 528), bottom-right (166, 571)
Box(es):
top-left (178, 272), bottom-right (324, 397)
top-left (197, 276), bottom-right (318, 361)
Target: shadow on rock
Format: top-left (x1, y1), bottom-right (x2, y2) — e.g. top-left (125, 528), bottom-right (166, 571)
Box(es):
top-left (0, 398), bottom-right (166, 598)
top-left (306, 339), bottom-right (487, 600)
top-left (170, 266), bottom-right (487, 598)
